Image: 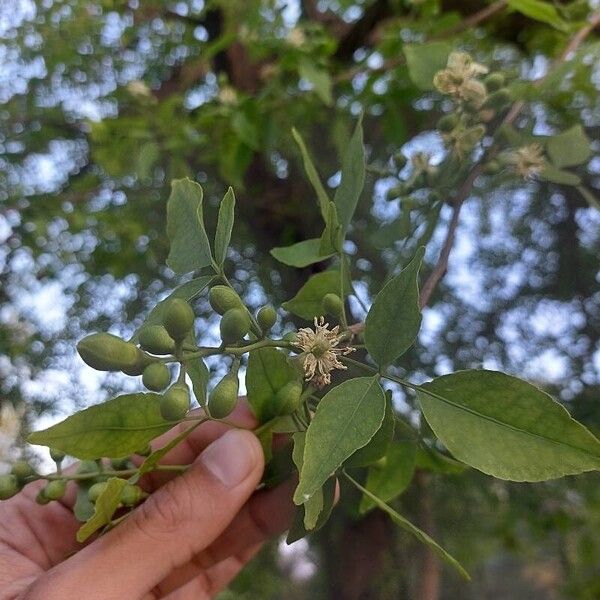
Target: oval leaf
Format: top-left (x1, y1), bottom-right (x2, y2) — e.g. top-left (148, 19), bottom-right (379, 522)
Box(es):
top-left (418, 370), bottom-right (600, 481)
top-left (333, 116), bottom-right (365, 233)
top-left (214, 187), bottom-right (235, 267)
top-left (246, 347), bottom-right (301, 422)
top-left (77, 477), bottom-right (127, 542)
top-left (291, 127), bottom-right (330, 220)
top-left (404, 42), bottom-right (451, 90)
top-left (282, 270), bottom-right (344, 320)
top-left (346, 390), bottom-right (395, 468)
top-left (166, 178), bottom-right (213, 274)
top-left (359, 440), bottom-right (417, 513)
top-left (546, 125), bottom-right (591, 169)
top-left (364, 247), bottom-right (424, 368)
top-left (294, 377), bottom-right (386, 504)
top-left (28, 393), bottom-right (172, 459)
top-left (271, 238), bottom-right (333, 268)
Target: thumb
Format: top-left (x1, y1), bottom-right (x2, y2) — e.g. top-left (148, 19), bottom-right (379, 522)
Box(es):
top-left (39, 429), bottom-right (264, 600)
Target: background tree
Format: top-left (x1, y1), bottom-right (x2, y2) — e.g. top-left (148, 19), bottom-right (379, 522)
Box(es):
top-left (1, 1), bottom-right (599, 598)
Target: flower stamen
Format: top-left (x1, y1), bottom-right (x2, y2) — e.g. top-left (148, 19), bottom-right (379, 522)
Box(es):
top-left (295, 316), bottom-right (355, 389)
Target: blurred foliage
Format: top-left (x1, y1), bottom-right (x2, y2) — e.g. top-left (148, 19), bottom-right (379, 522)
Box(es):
top-left (1, 0), bottom-right (599, 597)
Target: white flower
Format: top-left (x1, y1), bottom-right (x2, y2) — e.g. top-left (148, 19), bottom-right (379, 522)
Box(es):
top-left (433, 52), bottom-right (489, 107)
top-left (295, 317), bottom-right (355, 389)
top-left (509, 144), bottom-right (545, 179)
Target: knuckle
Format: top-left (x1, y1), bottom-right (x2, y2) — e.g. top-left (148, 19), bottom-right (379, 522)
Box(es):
top-left (135, 478), bottom-right (197, 536)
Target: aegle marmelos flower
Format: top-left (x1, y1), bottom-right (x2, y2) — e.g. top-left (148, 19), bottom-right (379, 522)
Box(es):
top-left (295, 316), bottom-right (355, 389)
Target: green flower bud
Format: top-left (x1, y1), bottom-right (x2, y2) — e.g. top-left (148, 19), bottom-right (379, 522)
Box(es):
top-left (44, 479), bottom-right (67, 501)
top-left (110, 457), bottom-right (131, 471)
top-left (208, 373), bottom-right (239, 419)
top-left (483, 88), bottom-right (512, 110)
top-left (220, 308), bottom-right (251, 345)
top-left (160, 384), bottom-right (191, 421)
top-left (257, 305), bottom-right (277, 332)
top-left (77, 333), bottom-right (141, 372)
top-left (483, 159), bottom-right (501, 175)
top-left (11, 460), bottom-right (36, 482)
top-left (139, 325), bottom-right (176, 355)
top-left (49, 448), bottom-right (66, 464)
top-left (322, 293), bottom-right (344, 318)
top-left (142, 363), bottom-right (171, 392)
top-left (484, 72), bottom-right (505, 92)
top-left (385, 184), bottom-right (407, 201)
top-left (88, 481), bottom-right (108, 503)
top-left (121, 349), bottom-right (154, 376)
top-left (274, 380), bottom-right (303, 416)
top-left (162, 299), bottom-right (195, 341)
top-left (120, 484), bottom-right (145, 506)
top-left (437, 113), bottom-right (459, 132)
top-left (36, 488), bottom-right (50, 505)
top-left (209, 285), bottom-right (245, 315)
top-left (392, 151), bottom-right (407, 169)
top-left (282, 331), bottom-right (298, 344)
top-left (0, 474), bottom-right (20, 500)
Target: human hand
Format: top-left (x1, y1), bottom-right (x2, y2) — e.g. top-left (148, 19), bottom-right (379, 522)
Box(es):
top-left (0, 407), bottom-right (294, 599)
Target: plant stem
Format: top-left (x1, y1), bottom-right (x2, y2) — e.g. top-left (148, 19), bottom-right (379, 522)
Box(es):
top-left (177, 337), bottom-right (291, 362)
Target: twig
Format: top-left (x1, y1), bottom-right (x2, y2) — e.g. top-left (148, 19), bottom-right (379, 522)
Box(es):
top-left (439, 1), bottom-right (508, 38)
top-left (418, 165), bottom-right (483, 308)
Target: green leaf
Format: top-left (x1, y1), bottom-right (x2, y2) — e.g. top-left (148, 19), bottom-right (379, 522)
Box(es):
top-left (418, 370), bottom-right (600, 481)
top-left (72, 460), bottom-right (102, 520)
top-left (287, 477), bottom-right (336, 544)
top-left (359, 440), bottom-right (416, 513)
top-left (73, 482), bottom-right (96, 523)
top-left (539, 164), bottom-right (581, 186)
top-left (231, 111), bottom-right (259, 150)
top-left (292, 432), bottom-right (324, 530)
top-left (345, 473), bottom-right (470, 580)
top-left (508, 0), bottom-right (568, 31)
top-left (364, 247), bottom-right (425, 368)
top-left (256, 422), bottom-right (275, 462)
top-left (214, 187), bottom-right (236, 267)
top-left (166, 178), bottom-right (213, 274)
top-left (319, 201), bottom-right (342, 255)
top-left (333, 116), bottom-right (365, 233)
top-left (187, 358), bottom-right (210, 408)
top-left (263, 441), bottom-right (296, 489)
top-left (130, 276), bottom-right (214, 343)
top-left (294, 377), bottom-right (386, 504)
top-left (299, 58), bottom-right (333, 106)
top-left (346, 391), bottom-right (395, 468)
top-left (77, 477), bottom-right (127, 542)
top-left (404, 42), bottom-right (452, 90)
top-left (291, 128), bottom-right (330, 221)
top-left (270, 238), bottom-right (333, 268)
top-left (246, 347), bottom-right (301, 422)
top-left (546, 125), bottom-right (592, 168)
top-left (28, 393), bottom-right (172, 460)
top-left (415, 446), bottom-right (467, 475)
top-left (136, 141), bottom-right (159, 181)
top-left (282, 270), bottom-right (343, 320)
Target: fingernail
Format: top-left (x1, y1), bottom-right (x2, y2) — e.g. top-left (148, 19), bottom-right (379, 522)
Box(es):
top-left (201, 429), bottom-right (259, 487)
